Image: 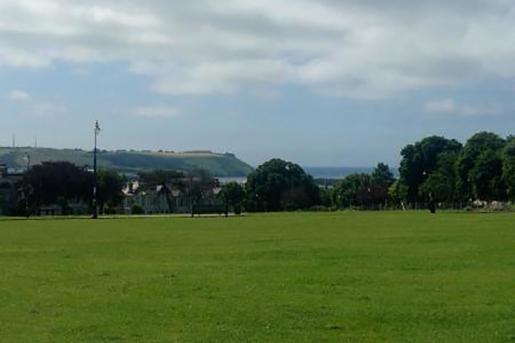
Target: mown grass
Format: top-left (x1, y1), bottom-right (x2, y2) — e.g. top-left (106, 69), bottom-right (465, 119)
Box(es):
top-left (0, 212), bottom-right (514, 342)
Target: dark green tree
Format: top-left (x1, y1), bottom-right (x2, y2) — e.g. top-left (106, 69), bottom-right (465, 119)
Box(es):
top-left (389, 180), bottom-right (408, 208)
top-left (219, 182), bottom-right (246, 215)
top-left (333, 173), bottom-right (368, 208)
top-left (138, 170), bottom-right (184, 185)
top-left (246, 159), bottom-right (320, 212)
top-left (333, 172), bottom-right (391, 210)
top-left (371, 163), bottom-right (395, 189)
top-left (399, 136), bottom-right (462, 205)
top-left (371, 163), bottom-right (395, 207)
top-left (97, 169), bottom-right (125, 214)
top-left (470, 151), bottom-right (506, 201)
top-left (418, 151), bottom-right (460, 205)
top-left (184, 169), bottom-right (218, 216)
top-left (319, 188), bottom-right (333, 208)
top-left (503, 137), bottom-right (515, 200)
top-left (24, 161), bottom-right (93, 211)
top-left (457, 132), bottom-right (506, 201)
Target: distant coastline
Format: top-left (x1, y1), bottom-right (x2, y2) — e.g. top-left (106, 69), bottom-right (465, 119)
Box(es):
top-left (304, 166), bottom-right (374, 179)
top-left (219, 166), bottom-right (396, 185)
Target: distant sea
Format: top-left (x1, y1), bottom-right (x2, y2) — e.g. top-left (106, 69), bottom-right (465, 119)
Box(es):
top-left (218, 166), bottom-right (393, 184)
top-left (304, 166), bottom-right (375, 179)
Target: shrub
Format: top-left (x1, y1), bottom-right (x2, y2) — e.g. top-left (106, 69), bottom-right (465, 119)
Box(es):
top-left (131, 205), bottom-right (145, 215)
top-left (105, 207), bottom-right (118, 215)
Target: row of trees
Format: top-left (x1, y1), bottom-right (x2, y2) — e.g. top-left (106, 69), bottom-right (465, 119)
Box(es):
top-left (199, 134), bottom-right (515, 214)
top-left (8, 130), bottom-right (515, 215)
top-left (19, 162), bottom-right (220, 216)
top-left (328, 132), bottom-right (514, 210)
top-left (331, 163), bottom-right (395, 209)
top-left (21, 161), bottom-right (125, 215)
top-left (398, 132), bottom-right (515, 206)
top-left (220, 161), bottom-right (399, 212)
top-left (225, 132), bottom-right (514, 212)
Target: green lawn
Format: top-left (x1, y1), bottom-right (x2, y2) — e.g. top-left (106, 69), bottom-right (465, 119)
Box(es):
top-left (0, 212), bottom-right (514, 342)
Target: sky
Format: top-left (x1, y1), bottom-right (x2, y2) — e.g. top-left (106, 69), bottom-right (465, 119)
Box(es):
top-left (1, 0), bottom-right (515, 167)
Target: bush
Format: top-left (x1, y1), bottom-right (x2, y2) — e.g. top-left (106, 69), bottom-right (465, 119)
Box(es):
top-left (131, 205), bottom-right (145, 215)
top-left (308, 206), bottom-right (332, 212)
top-left (105, 207), bottom-right (118, 215)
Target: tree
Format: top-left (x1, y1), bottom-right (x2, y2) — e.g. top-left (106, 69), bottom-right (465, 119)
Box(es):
top-left (138, 170), bottom-right (184, 186)
top-left (503, 137), bottom-right (515, 200)
top-left (246, 159), bottom-right (320, 212)
top-left (184, 169), bottom-right (218, 216)
top-left (399, 136), bottom-right (462, 205)
top-left (319, 188), bottom-right (333, 208)
top-left (371, 163), bottom-right (395, 206)
top-left (333, 172), bottom-right (389, 210)
top-left (418, 151), bottom-right (460, 205)
top-left (97, 170), bottom-right (125, 214)
top-left (219, 182), bottom-right (246, 215)
top-left (24, 161), bottom-right (93, 211)
top-left (470, 151), bottom-right (506, 201)
top-left (371, 163), bottom-right (395, 189)
top-left (389, 180), bottom-right (408, 208)
top-left (333, 173), bottom-right (368, 208)
top-left (457, 132), bottom-right (506, 201)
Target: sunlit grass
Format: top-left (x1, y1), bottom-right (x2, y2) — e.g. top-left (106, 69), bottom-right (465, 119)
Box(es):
top-left (0, 212), bottom-right (514, 342)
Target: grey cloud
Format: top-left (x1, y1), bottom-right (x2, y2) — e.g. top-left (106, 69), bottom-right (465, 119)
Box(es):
top-left (1, 0), bottom-right (515, 97)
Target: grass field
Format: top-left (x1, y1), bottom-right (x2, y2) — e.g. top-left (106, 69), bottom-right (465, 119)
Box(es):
top-left (0, 212), bottom-right (514, 342)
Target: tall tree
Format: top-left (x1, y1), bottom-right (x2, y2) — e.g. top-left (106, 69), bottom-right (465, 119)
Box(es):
top-left (470, 151), bottom-right (506, 201)
top-left (371, 163), bottom-right (395, 188)
top-left (246, 159), bottom-right (320, 212)
top-left (184, 169), bottom-right (218, 216)
top-left (399, 136), bottom-right (462, 205)
top-left (389, 180), bottom-right (408, 208)
top-left (457, 132), bottom-right (506, 201)
top-left (24, 161), bottom-right (93, 211)
top-left (97, 169), bottom-right (125, 213)
top-left (503, 137), bottom-right (515, 201)
top-left (219, 182), bottom-right (246, 215)
top-left (333, 172), bottom-right (389, 209)
top-left (418, 151), bottom-right (460, 205)
top-left (371, 163), bottom-right (395, 206)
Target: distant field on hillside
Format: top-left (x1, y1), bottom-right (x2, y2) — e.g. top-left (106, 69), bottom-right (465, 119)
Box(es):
top-left (1, 212), bottom-right (514, 342)
top-left (0, 147), bottom-right (253, 177)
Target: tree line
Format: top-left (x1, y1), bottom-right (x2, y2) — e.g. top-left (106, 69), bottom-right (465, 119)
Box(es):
top-left (19, 162), bottom-right (125, 215)
top-left (397, 132), bottom-right (514, 207)
top-left (4, 130), bottom-right (514, 216)
top-left (16, 162), bottom-right (225, 216)
top-left (227, 131), bottom-right (515, 212)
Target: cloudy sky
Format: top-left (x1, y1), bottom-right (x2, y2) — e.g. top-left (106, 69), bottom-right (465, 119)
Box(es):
top-left (1, 0), bottom-right (515, 167)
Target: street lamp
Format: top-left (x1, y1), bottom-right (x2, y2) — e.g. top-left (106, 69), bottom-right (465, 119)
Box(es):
top-left (24, 152), bottom-right (31, 171)
top-left (92, 120), bottom-right (101, 219)
top-left (23, 152), bottom-right (31, 217)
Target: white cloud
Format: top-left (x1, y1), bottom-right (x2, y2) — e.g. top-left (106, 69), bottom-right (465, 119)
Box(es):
top-left (7, 88), bottom-right (67, 117)
top-left (134, 106), bottom-right (180, 118)
top-left (30, 103), bottom-right (67, 117)
top-left (1, 1), bottom-right (515, 98)
top-left (423, 99), bottom-right (505, 117)
top-left (8, 90), bottom-right (31, 101)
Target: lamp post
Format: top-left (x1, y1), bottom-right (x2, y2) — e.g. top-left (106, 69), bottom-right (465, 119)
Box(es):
top-left (24, 152), bottom-right (31, 217)
top-left (92, 120), bottom-right (101, 219)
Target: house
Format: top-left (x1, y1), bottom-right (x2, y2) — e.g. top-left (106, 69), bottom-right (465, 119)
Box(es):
top-left (121, 178), bottom-right (225, 215)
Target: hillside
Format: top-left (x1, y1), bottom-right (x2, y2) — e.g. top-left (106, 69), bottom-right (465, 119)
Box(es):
top-left (0, 147), bottom-right (253, 177)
